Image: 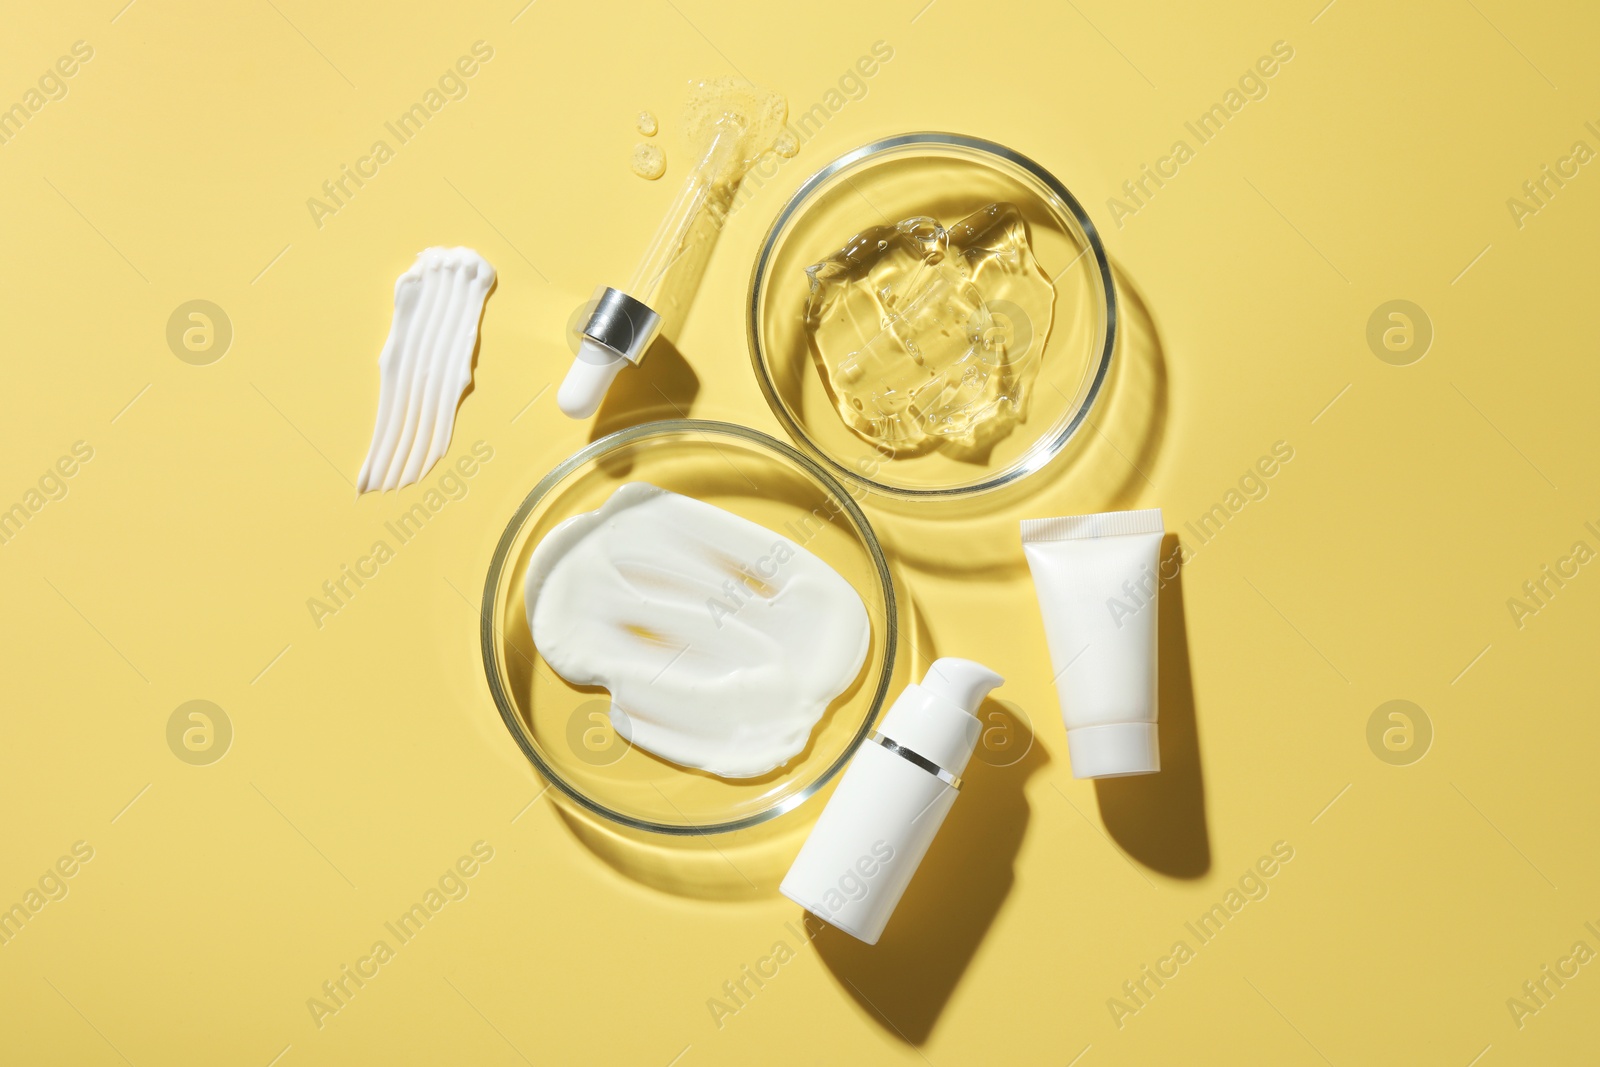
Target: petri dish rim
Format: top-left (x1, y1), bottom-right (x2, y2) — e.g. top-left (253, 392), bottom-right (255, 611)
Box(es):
top-left (479, 418), bottom-right (899, 836)
top-left (746, 131), bottom-right (1119, 500)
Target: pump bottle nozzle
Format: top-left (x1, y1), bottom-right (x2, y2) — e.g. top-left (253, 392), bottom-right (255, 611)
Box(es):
top-left (918, 658), bottom-right (1005, 716)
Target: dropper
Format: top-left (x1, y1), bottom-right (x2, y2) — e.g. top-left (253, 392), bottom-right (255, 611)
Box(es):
top-left (558, 119), bottom-right (747, 418)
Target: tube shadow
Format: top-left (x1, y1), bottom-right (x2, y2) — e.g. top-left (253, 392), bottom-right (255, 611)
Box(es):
top-left (1094, 533), bottom-right (1209, 877)
top-left (809, 699), bottom-right (1047, 1045)
top-left (588, 336), bottom-right (700, 441)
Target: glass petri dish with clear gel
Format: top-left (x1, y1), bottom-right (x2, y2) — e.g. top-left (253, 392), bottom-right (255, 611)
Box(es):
top-left (748, 132), bottom-right (1117, 499)
top-left (480, 420), bottom-right (899, 836)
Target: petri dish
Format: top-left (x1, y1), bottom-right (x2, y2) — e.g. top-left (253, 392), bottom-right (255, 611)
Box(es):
top-left (480, 420), bottom-right (898, 835)
top-left (748, 132), bottom-right (1116, 499)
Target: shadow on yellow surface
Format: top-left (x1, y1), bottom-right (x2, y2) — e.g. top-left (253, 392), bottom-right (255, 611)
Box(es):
top-left (807, 696), bottom-right (1048, 1045)
top-left (555, 804), bottom-right (812, 900)
top-left (873, 260), bottom-right (1168, 580)
top-left (1095, 266), bottom-right (1169, 509)
top-left (1095, 533), bottom-right (1210, 878)
top-left (589, 335), bottom-right (701, 440)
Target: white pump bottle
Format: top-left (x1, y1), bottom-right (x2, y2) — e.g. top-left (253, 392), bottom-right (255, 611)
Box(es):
top-left (780, 657), bottom-right (1003, 945)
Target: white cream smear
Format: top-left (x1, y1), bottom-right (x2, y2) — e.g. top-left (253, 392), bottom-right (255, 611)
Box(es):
top-left (358, 247), bottom-right (495, 493)
top-left (525, 483), bottom-right (870, 779)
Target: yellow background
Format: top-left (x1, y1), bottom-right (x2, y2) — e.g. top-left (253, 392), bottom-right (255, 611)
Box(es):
top-left (3, 0), bottom-right (1597, 1063)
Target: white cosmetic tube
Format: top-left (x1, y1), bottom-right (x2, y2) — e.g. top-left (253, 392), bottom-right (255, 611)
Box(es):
top-left (1020, 508), bottom-right (1164, 779)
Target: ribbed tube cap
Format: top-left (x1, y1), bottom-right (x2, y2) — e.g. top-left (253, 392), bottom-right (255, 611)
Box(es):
top-left (1066, 722), bottom-right (1160, 778)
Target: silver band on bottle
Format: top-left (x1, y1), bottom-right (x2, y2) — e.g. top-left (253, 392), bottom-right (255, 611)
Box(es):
top-left (868, 732), bottom-right (962, 789)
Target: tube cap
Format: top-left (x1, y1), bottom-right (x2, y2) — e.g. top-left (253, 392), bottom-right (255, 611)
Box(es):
top-left (557, 339), bottom-right (628, 419)
top-left (1066, 722), bottom-right (1160, 778)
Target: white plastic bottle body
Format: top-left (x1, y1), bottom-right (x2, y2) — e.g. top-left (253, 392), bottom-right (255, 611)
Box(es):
top-left (779, 743), bottom-right (957, 945)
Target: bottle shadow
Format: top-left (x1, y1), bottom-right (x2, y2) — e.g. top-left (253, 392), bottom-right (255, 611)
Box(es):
top-left (807, 698), bottom-right (1048, 1045)
top-left (588, 336), bottom-right (700, 442)
top-left (1093, 532), bottom-right (1210, 877)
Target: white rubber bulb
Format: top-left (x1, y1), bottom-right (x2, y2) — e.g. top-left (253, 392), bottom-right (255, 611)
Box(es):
top-left (557, 339), bottom-right (628, 419)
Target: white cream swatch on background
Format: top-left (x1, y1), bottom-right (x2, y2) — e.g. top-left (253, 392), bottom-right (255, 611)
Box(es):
top-left (358, 247), bottom-right (496, 493)
top-left (525, 483), bottom-right (871, 779)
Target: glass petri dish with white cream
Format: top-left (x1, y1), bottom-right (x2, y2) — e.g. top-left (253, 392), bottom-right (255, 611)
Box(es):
top-left (480, 420), bottom-right (900, 835)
